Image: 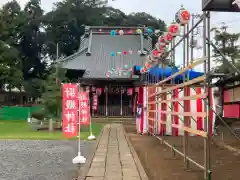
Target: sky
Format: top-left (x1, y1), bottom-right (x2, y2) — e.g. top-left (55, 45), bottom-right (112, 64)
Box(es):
top-left (1, 0), bottom-right (240, 71)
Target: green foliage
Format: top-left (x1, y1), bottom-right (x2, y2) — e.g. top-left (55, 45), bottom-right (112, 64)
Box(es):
top-left (212, 26), bottom-right (240, 73)
top-left (41, 67), bottom-right (69, 119)
top-left (0, 0), bottom-right (166, 103)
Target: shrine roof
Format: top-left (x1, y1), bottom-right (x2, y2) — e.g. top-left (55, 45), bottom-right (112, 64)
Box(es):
top-left (59, 26), bottom-right (152, 79)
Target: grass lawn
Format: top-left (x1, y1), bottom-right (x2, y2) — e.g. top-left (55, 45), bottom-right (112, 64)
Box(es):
top-left (0, 120), bottom-right (103, 140)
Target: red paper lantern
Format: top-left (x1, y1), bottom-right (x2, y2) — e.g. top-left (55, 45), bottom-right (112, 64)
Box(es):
top-left (158, 36), bottom-right (165, 46)
top-left (175, 7), bottom-right (191, 25)
top-left (181, 9), bottom-right (190, 23)
top-left (163, 32), bottom-right (173, 44)
top-left (155, 43), bottom-right (165, 53)
top-left (127, 88), bottom-right (133, 96)
top-left (128, 30), bottom-right (133, 34)
top-left (144, 62), bottom-right (151, 69)
top-left (168, 22), bottom-right (180, 37)
top-left (140, 67), bottom-right (147, 73)
top-left (152, 49), bottom-right (159, 56)
top-left (96, 88), bottom-right (102, 96)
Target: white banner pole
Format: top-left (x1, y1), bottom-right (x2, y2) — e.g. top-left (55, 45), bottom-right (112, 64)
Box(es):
top-left (72, 83), bottom-right (86, 164)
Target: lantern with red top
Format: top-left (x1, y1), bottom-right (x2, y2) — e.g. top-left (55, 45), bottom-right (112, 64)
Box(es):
top-left (155, 43), bottom-right (166, 53)
top-left (168, 22), bottom-right (180, 37)
top-left (163, 32), bottom-right (173, 44)
top-left (144, 62), bottom-right (151, 69)
top-left (140, 66), bottom-right (148, 73)
top-left (96, 88), bottom-right (102, 96)
top-left (152, 49), bottom-right (161, 58)
top-left (127, 88), bottom-right (133, 96)
top-left (175, 5), bottom-right (191, 26)
top-left (158, 36), bottom-right (166, 46)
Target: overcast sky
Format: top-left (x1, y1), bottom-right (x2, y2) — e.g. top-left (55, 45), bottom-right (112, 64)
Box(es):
top-left (1, 0), bottom-right (240, 71)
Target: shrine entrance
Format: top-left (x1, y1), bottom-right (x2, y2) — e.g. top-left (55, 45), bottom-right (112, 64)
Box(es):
top-left (80, 79), bottom-right (138, 117)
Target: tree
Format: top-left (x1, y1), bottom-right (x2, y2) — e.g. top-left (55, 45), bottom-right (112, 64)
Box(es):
top-left (19, 0), bottom-right (47, 80)
top-left (43, 1), bottom-right (166, 59)
top-left (44, 0), bottom-right (107, 59)
top-left (0, 41), bottom-right (23, 90)
top-left (41, 67), bottom-right (69, 119)
top-left (0, 1), bottom-right (24, 90)
top-left (212, 25), bottom-right (240, 73)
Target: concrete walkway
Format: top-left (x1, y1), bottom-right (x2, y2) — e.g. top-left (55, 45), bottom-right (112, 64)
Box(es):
top-left (86, 124), bottom-right (148, 180)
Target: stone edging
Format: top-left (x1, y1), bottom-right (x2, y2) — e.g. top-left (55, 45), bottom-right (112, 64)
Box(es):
top-left (77, 126), bottom-right (105, 179)
top-left (122, 124), bottom-right (149, 180)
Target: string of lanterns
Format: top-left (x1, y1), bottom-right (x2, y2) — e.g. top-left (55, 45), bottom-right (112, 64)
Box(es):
top-left (109, 50), bottom-right (145, 56)
top-left (110, 27), bottom-right (153, 36)
top-left (106, 64), bottom-right (134, 77)
top-left (140, 5), bottom-right (191, 73)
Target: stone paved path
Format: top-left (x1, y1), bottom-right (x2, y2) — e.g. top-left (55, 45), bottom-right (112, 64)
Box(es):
top-left (86, 124), bottom-right (146, 180)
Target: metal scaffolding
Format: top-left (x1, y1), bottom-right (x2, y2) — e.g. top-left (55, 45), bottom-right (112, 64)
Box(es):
top-left (144, 10), bottom-right (213, 179)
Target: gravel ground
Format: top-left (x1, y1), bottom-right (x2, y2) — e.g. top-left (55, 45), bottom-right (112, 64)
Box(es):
top-left (0, 140), bottom-right (95, 180)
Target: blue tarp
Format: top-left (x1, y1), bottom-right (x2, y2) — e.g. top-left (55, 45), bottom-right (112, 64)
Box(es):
top-left (135, 65), bottom-right (204, 82)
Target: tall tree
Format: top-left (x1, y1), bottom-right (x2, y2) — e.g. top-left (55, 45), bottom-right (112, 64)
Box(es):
top-left (0, 0), bottom-right (24, 90)
top-left (20, 0), bottom-right (47, 80)
top-left (44, 0), bottom-right (106, 59)
top-left (212, 25), bottom-right (240, 73)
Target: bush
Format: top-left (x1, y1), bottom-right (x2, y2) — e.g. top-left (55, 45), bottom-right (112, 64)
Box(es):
top-left (31, 110), bottom-right (45, 120)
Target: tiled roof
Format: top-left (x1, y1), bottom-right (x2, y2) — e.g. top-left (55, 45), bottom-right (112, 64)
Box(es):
top-left (60, 29), bottom-right (152, 79)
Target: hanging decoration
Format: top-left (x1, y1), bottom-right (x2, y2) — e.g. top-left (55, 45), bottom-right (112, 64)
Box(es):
top-left (158, 36), bottom-right (166, 46)
top-left (175, 6), bottom-right (191, 25)
top-left (110, 30), bottom-right (117, 36)
top-left (168, 22), bottom-right (180, 37)
top-left (109, 49), bottom-right (135, 56)
top-left (152, 49), bottom-right (160, 57)
top-left (106, 64), bottom-right (133, 78)
top-left (136, 29), bottom-right (142, 34)
top-left (96, 88), bottom-right (102, 96)
top-left (140, 67), bottom-right (147, 73)
top-left (163, 32), bottom-right (173, 44)
top-left (127, 88), bottom-right (133, 96)
top-left (147, 28), bottom-right (153, 33)
top-left (127, 30), bottom-right (133, 34)
top-left (139, 8), bottom-right (192, 74)
top-left (118, 29), bottom-right (124, 35)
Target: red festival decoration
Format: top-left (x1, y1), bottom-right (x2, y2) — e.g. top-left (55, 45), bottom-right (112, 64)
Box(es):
top-left (62, 83), bottom-right (79, 137)
top-left (163, 32), bottom-right (173, 44)
top-left (127, 88), bottom-right (133, 96)
top-left (175, 6), bottom-right (191, 25)
top-left (92, 94), bottom-right (98, 111)
top-left (79, 92), bottom-right (90, 125)
top-left (158, 36), bottom-right (165, 46)
top-left (144, 62), bottom-right (151, 69)
top-left (127, 30), bottom-right (133, 34)
top-left (96, 88), bottom-right (102, 96)
top-left (168, 22), bottom-right (180, 37)
top-left (152, 49), bottom-right (159, 56)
